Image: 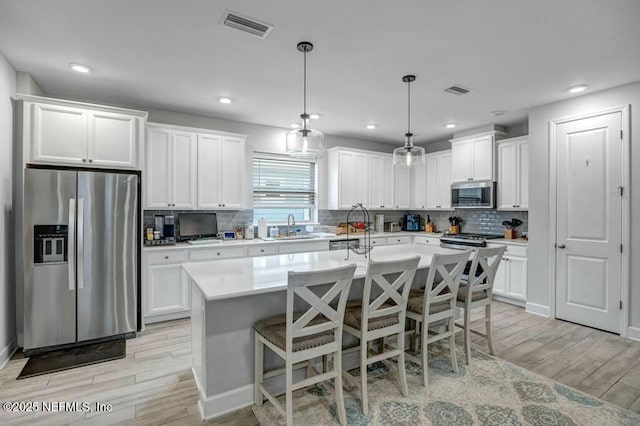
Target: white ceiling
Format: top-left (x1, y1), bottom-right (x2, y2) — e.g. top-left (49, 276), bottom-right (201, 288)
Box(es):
top-left (1, 0), bottom-right (639, 144)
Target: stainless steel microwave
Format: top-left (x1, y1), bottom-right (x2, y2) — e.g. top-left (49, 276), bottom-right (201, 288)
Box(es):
top-left (451, 181), bottom-right (496, 209)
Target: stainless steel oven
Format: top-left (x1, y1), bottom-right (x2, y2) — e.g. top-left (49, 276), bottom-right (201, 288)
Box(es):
top-left (451, 180), bottom-right (496, 209)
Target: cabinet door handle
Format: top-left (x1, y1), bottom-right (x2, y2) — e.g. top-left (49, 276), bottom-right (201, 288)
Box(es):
top-left (557, 244), bottom-right (566, 249)
top-left (88, 159), bottom-right (93, 163)
top-left (82, 159), bottom-right (87, 163)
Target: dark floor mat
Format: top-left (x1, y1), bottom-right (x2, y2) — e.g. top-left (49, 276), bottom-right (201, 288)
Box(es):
top-left (17, 339), bottom-right (125, 379)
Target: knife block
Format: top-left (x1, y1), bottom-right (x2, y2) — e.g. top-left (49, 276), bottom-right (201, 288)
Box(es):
top-left (449, 225), bottom-right (460, 234)
top-left (504, 229), bottom-right (517, 239)
top-left (426, 223), bottom-right (435, 233)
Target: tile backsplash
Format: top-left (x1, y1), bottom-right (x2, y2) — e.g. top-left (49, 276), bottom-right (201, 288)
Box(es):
top-left (144, 208), bottom-right (528, 239)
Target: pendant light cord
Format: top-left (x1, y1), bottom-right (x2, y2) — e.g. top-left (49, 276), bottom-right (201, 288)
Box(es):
top-left (303, 50), bottom-right (307, 130)
top-left (407, 79), bottom-right (411, 135)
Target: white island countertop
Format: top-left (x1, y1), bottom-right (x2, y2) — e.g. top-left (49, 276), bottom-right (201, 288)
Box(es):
top-left (182, 243), bottom-right (463, 302)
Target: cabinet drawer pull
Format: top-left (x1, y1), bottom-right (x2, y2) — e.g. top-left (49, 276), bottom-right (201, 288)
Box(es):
top-left (217, 252), bottom-right (221, 256)
top-left (88, 159), bottom-right (93, 163)
top-left (82, 159), bottom-right (87, 163)
top-left (164, 256), bottom-right (169, 260)
top-left (260, 249), bottom-right (264, 253)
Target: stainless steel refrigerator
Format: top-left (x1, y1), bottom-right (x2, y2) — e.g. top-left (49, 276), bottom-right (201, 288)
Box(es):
top-left (23, 167), bottom-right (140, 353)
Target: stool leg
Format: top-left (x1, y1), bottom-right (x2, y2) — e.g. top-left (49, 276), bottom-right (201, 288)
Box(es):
top-left (397, 330), bottom-right (409, 396)
top-left (286, 359), bottom-right (293, 425)
top-left (361, 339), bottom-right (369, 415)
top-left (464, 306), bottom-right (472, 365)
top-left (254, 333), bottom-right (263, 406)
top-left (421, 322), bottom-right (429, 387)
top-left (334, 349), bottom-right (347, 425)
top-left (449, 314), bottom-right (459, 373)
top-left (486, 303), bottom-right (495, 355)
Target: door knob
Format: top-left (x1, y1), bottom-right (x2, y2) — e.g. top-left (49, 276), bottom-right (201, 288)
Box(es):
top-left (557, 244), bottom-right (566, 249)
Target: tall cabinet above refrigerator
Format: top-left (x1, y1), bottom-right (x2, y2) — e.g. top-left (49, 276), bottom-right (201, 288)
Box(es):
top-left (23, 167), bottom-right (140, 353)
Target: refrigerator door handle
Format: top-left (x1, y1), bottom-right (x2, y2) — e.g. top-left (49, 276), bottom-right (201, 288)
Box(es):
top-left (68, 199), bottom-right (76, 291)
top-left (77, 198), bottom-right (84, 290)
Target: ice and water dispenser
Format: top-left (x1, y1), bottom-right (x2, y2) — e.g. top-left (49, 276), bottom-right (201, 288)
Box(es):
top-left (33, 225), bottom-right (68, 264)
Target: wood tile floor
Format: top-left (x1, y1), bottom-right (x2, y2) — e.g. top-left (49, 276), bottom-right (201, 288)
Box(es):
top-left (1, 301), bottom-right (639, 425)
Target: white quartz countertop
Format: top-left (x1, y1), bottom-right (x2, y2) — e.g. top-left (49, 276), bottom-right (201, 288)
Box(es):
top-left (143, 231), bottom-right (445, 251)
top-left (183, 244), bottom-right (463, 301)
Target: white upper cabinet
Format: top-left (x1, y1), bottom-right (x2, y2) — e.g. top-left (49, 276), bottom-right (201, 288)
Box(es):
top-left (424, 150), bottom-right (452, 209)
top-left (197, 134), bottom-right (246, 209)
top-left (329, 148), bottom-right (396, 210)
top-left (450, 131), bottom-right (507, 183)
top-left (22, 96), bottom-right (146, 169)
top-left (145, 126), bottom-right (197, 209)
top-left (411, 164), bottom-right (426, 209)
top-left (145, 123), bottom-right (246, 210)
top-left (497, 136), bottom-right (529, 210)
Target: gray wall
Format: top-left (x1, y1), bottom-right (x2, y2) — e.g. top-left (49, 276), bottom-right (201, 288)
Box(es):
top-left (0, 52), bottom-right (16, 364)
top-left (528, 82), bottom-right (640, 330)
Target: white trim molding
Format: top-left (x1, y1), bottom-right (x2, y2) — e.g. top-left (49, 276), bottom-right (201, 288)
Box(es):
top-left (627, 327), bottom-right (640, 342)
top-left (197, 381), bottom-right (254, 420)
top-left (0, 337), bottom-right (18, 370)
top-left (525, 302), bottom-right (551, 318)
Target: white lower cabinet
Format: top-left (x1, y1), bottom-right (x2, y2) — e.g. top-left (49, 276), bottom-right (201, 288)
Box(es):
top-left (492, 244), bottom-right (528, 303)
top-left (386, 236), bottom-right (412, 245)
top-left (413, 236), bottom-right (441, 246)
top-left (144, 250), bottom-right (190, 323)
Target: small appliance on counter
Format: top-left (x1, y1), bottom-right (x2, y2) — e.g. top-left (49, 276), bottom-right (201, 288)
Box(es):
top-left (374, 215), bottom-right (384, 232)
top-left (403, 214), bottom-right (421, 231)
top-left (384, 222), bottom-right (401, 232)
top-left (144, 214), bottom-right (176, 246)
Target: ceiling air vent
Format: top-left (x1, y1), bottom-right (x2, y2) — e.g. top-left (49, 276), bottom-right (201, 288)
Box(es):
top-left (444, 85), bottom-right (472, 96)
top-left (220, 10), bottom-right (273, 39)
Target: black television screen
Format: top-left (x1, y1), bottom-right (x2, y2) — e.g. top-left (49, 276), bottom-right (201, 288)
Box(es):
top-left (178, 213), bottom-right (218, 241)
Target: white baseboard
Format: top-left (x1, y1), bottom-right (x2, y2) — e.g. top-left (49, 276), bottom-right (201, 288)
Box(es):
top-left (0, 337), bottom-right (18, 370)
top-left (525, 302), bottom-right (551, 318)
top-left (144, 311), bottom-right (191, 325)
top-left (192, 367), bottom-right (254, 420)
top-left (627, 327), bottom-right (640, 342)
top-left (492, 294), bottom-right (525, 307)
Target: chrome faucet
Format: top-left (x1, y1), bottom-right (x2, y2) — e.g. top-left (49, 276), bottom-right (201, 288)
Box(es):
top-left (287, 214), bottom-right (296, 237)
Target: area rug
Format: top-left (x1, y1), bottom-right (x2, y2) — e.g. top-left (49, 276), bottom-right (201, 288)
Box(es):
top-left (252, 345), bottom-right (640, 425)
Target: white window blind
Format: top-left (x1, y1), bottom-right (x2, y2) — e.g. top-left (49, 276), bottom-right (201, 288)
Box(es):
top-left (253, 155), bottom-right (316, 223)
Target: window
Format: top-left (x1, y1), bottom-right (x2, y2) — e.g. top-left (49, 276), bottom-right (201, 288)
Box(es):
top-left (252, 154), bottom-right (317, 224)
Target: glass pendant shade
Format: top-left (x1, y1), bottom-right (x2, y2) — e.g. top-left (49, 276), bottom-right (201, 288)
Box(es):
top-left (393, 134), bottom-right (425, 167)
top-left (286, 128), bottom-right (324, 159)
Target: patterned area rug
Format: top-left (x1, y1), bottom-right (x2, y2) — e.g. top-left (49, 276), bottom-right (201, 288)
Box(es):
top-left (252, 345), bottom-right (640, 425)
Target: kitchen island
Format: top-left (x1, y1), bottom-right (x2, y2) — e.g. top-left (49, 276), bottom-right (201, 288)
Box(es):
top-left (183, 243), bottom-right (462, 419)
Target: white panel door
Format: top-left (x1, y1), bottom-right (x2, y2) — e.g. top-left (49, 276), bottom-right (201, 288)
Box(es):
top-left (518, 142), bottom-right (529, 209)
top-left (498, 141), bottom-right (518, 209)
top-left (381, 156), bottom-right (395, 209)
top-left (32, 103), bottom-right (88, 164)
top-left (425, 154), bottom-right (439, 209)
top-left (450, 139), bottom-right (472, 182)
top-left (338, 151), bottom-right (355, 209)
top-left (412, 164), bottom-right (426, 209)
top-left (197, 134), bottom-right (222, 209)
top-left (172, 131), bottom-right (197, 209)
top-left (394, 166), bottom-right (411, 209)
top-left (472, 136), bottom-right (494, 181)
top-left (439, 153), bottom-right (452, 209)
top-left (219, 137), bottom-right (245, 209)
top-left (555, 111), bottom-right (623, 333)
top-left (353, 152), bottom-right (369, 207)
top-left (88, 111), bottom-right (137, 168)
top-left (368, 155), bottom-right (383, 209)
top-left (146, 264), bottom-right (190, 316)
top-left (145, 127), bottom-right (172, 208)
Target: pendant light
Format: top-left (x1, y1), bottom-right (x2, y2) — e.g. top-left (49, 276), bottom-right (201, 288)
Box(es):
top-left (393, 75), bottom-right (425, 167)
top-left (286, 42), bottom-right (324, 159)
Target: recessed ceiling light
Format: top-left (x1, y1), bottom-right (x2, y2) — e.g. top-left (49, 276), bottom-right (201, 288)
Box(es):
top-left (567, 84), bottom-right (588, 94)
top-left (218, 96), bottom-right (233, 104)
top-left (70, 63), bottom-right (91, 73)
top-left (290, 123), bottom-right (300, 129)
top-left (366, 124), bottom-right (377, 130)
top-left (489, 110), bottom-right (506, 116)
top-left (445, 123), bottom-right (457, 129)
top-left (309, 113), bottom-right (321, 119)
